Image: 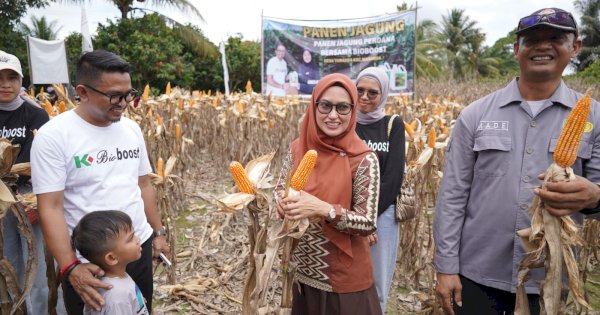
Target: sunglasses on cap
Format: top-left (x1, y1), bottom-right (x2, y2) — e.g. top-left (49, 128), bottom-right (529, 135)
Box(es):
top-left (517, 10), bottom-right (577, 34)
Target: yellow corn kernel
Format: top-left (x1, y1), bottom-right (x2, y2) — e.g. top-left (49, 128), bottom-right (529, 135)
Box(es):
top-left (428, 127), bottom-right (436, 148)
top-left (410, 120), bottom-right (418, 131)
top-left (58, 101), bottom-right (67, 114)
top-left (554, 89), bottom-right (593, 167)
top-left (246, 80), bottom-right (252, 94)
top-left (404, 121), bottom-right (414, 137)
top-left (207, 90), bottom-right (212, 97)
top-left (157, 114), bottom-right (162, 125)
top-left (178, 98), bottom-right (184, 110)
top-left (212, 97), bottom-right (218, 109)
top-left (442, 126), bottom-right (449, 135)
top-left (229, 161), bottom-right (254, 194)
top-left (175, 124), bottom-right (181, 140)
top-left (143, 84), bottom-right (150, 101)
top-left (291, 150), bottom-right (318, 191)
top-left (157, 158), bottom-right (164, 178)
top-left (165, 82), bottom-right (171, 96)
top-left (147, 108), bottom-right (153, 118)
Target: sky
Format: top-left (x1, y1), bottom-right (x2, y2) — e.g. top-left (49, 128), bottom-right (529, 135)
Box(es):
top-left (25, 0), bottom-right (581, 47)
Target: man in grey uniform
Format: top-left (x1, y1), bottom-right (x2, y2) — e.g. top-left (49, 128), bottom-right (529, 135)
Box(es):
top-left (433, 7), bottom-right (600, 315)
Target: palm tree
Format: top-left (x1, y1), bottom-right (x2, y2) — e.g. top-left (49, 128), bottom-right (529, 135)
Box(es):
top-left (436, 8), bottom-right (481, 81)
top-left (20, 15), bottom-right (63, 40)
top-left (415, 19), bottom-right (444, 79)
top-left (574, 0), bottom-right (600, 71)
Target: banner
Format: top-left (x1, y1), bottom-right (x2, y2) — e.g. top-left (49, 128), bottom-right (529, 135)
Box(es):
top-left (261, 11), bottom-right (416, 97)
top-left (27, 36), bottom-right (70, 84)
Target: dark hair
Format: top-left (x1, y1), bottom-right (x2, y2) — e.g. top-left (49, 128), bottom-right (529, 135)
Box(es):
top-left (71, 210), bottom-right (133, 266)
top-left (76, 50), bottom-right (130, 85)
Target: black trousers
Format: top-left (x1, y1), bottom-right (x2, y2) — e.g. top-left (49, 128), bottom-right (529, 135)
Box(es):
top-left (454, 275), bottom-right (540, 315)
top-left (63, 236), bottom-right (154, 315)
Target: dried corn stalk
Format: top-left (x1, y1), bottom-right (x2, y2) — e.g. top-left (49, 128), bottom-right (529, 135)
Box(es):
top-left (515, 89), bottom-right (593, 315)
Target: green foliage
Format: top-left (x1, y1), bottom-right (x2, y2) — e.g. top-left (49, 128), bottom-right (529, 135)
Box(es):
top-left (64, 32), bottom-right (83, 83)
top-left (575, 0), bottom-right (600, 71)
top-left (223, 35), bottom-right (261, 93)
top-left (0, 0), bottom-right (47, 28)
top-left (578, 59), bottom-right (600, 82)
top-left (20, 15), bottom-right (63, 40)
top-left (94, 14), bottom-right (194, 90)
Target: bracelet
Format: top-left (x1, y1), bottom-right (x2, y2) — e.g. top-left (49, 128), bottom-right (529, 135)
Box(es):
top-left (60, 259), bottom-right (81, 277)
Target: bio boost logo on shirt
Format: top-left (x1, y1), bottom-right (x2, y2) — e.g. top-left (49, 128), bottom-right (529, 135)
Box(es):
top-left (74, 147), bottom-right (141, 169)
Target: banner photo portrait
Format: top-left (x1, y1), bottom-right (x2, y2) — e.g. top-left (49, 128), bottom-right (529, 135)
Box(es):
top-left (262, 11), bottom-right (416, 97)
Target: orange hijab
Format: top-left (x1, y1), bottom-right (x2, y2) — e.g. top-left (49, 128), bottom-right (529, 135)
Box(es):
top-left (290, 73), bottom-right (371, 258)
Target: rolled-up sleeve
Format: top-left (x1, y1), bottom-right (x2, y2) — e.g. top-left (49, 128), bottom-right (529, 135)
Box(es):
top-left (433, 110), bottom-right (476, 274)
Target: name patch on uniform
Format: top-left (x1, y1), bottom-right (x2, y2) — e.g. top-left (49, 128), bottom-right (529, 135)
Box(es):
top-left (477, 121), bottom-right (509, 131)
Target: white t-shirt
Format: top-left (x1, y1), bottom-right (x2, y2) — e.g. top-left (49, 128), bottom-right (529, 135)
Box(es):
top-left (83, 274), bottom-right (149, 315)
top-left (31, 110), bottom-right (153, 246)
top-left (266, 57), bottom-right (287, 97)
top-left (527, 99), bottom-right (548, 116)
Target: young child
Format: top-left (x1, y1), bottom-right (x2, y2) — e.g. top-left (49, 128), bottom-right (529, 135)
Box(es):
top-left (71, 210), bottom-right (149, 315)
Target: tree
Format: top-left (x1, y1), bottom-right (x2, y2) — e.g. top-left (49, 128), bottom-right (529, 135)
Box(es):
top-left (484, 30), bottom-right (519, 77)
top-left (436, 8), bottom-right (482, 81)
top-left (223, 35), bottom-right (261, 93)
top-left (574, 0), bottom-right (600, 71)
top-left (415, 19), bottom-right (443, 79)
top-left (56, 0), bottom-right (214, 56)
top-left (94, 13), bottom-right (195, 89)
top-left (20, 15), bottom-right (63, 40)
top-left (0, 0), bottom-right (47, 29)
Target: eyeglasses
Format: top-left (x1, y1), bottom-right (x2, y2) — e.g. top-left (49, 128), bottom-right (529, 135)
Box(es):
top-left (82, 84), bottom-right (138, 105)
top-left (357, 87), bottom-right (380, 100)
top-left (518, 11), bottom-right (577, 32)
top-left (316, 100), bottom-right (353, 115)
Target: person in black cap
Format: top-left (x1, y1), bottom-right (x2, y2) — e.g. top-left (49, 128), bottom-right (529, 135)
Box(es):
top-left (434, 7), bottom-right (600, 315)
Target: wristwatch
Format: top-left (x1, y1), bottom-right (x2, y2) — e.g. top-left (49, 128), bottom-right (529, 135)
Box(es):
top-left (327, 207), bottom-right (336, 220)
top-left (153, 226), bottom-right (168, 237)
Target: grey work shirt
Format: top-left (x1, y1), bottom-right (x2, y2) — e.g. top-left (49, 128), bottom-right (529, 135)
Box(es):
top-left (433, 78), bottom-right (600, 294)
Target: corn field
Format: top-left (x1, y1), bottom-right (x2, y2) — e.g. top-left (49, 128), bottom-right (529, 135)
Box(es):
top-left (0, 79), bottom-right (598, 314)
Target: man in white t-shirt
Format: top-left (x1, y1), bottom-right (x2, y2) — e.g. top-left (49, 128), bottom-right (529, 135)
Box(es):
top-left (265, 44), bottom-right (289, 97)
top-left (31, 50), bottom-right (170, 315)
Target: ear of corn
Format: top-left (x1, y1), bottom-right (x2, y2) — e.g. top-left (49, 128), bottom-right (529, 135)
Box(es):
top-left (428, 127), bottom-right (436, 148)
top-left (44, 100), bottom-right (54, 116)
top-left (58, 101), bottom-right (67, 114)
top-left (246, 80), bottom-right (252, 94)
top-left (143, 84), bottom-right (150, 102)
top-left (178, 98), bottom-right (184, 110)
top-left (229, 161), bottom-right (255, 194)
top-left (165, 82), bottom-right (171, 96)
top-left (290, 150), bottom-right (318, 191)
top-left (175, 124), bottom-right (181, 140)
top-left (157, 114), bottom-right (163, 125)
top-left (212, 97), bottom-right (218, 109)
top-left (157, 157), bottom-right (164, 178)
top-left (404, 121), bottom-right (414, 137)
top-left (29, 88), bottom-right (35, 97)
top-left (237, 100), bottom-right (244, 114)
top-left (554, 89), bottom-right (593, 168)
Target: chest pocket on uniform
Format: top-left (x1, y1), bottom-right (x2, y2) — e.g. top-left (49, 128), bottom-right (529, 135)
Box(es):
top-left (549, 137), bottom-right (592, 160)
top-left (473, 135), bottom-right (512, 177)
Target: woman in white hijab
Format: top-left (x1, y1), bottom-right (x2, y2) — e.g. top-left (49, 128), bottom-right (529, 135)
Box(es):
top-left (355, 67), bottom-right (406, 313)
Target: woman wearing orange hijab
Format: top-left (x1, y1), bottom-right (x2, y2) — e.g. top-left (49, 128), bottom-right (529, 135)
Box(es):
top-left (276, 73), bottom-right (382, 314)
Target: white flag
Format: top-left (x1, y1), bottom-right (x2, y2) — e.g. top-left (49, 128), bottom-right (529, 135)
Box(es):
top-left (81, 7), bottom-right (93, 52)
top-left (219, 41), bottom-right (230, 96)
top-left (27, 36), bottom-right (70, 84)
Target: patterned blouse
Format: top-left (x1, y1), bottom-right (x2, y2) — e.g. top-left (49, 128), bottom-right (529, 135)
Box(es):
top-left (275, 149), bottom-right (380, 293)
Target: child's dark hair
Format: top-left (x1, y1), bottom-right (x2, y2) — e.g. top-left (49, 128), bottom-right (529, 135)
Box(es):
top-left (71, 210), bottom-right (133, 266)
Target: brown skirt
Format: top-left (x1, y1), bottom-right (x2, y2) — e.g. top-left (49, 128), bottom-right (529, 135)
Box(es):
top-left (291, 282), bottom-right (382, 315)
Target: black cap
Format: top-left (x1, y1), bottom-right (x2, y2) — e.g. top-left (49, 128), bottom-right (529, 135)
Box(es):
top-left (516, 8), bottom-right (578, 36)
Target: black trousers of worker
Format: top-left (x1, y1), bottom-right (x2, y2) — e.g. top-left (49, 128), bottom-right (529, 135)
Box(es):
top-left (453, 275), bottom-right (540, 315)
top-left (63, 236), bottom-right (154, 315)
